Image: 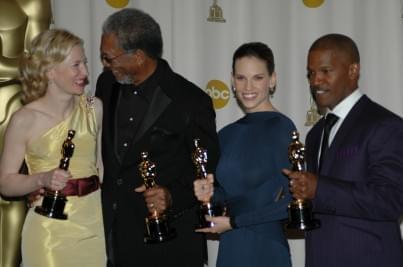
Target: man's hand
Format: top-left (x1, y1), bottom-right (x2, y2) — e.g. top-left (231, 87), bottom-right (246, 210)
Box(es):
top-left (135, 185), bottom-right (172, 214)
top-left (282, 169), bottom-right (318, 200)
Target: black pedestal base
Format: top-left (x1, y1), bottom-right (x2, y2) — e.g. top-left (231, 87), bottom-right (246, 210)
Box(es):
top-left (144, 216), bottom-right (176, 244)
top-left (196, 202), bottom-right (223, 229)
top-left (34, 191), bottom-right (68, 220)
top-left (287, 199), bottom-right (320, 231)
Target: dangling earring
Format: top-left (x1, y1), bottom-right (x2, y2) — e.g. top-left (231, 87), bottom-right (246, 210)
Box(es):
top-left (269, 87), bottom-right (276, 98)
top-left (231, 86), bottom-right (237, 98)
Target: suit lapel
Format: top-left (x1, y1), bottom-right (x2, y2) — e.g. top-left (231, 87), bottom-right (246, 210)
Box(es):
top-left (306, 120), bottom-right (323, 173)
top-left (131, 85), bottom-right (171, 144)
top-left (320, 95), bottom-right (369, 173)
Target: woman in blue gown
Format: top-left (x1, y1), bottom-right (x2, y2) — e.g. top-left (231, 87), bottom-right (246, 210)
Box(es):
top-left (194, 42), bottom-right (295, 267)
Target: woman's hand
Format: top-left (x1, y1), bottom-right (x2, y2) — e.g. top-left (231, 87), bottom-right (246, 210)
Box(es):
top-left (195, 215), bottom-right (232, 234)
top-left (40, 168), bottom-right (71, 191)
top-left (193, 173), bottom-right (214, 202)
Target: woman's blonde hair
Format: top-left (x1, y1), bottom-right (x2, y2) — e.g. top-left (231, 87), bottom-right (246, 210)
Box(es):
top-left (19, 29), bottom-right (83, 104)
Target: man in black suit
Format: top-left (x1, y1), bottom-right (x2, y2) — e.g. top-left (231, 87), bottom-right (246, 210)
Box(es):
top-left (284, 34), bottom-right (403, 267)
top-left (95, 8), bottom-right (219, 267)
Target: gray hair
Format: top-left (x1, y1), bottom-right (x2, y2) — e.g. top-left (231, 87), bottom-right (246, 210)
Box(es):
top-left (102, 8), bottom-right (163, 59)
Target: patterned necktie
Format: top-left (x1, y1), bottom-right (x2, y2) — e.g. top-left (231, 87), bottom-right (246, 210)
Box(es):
top-left (319, 113), bottom-right (339, 171)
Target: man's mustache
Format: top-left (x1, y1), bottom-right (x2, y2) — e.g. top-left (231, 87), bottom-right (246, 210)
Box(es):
top-left (310, 86), bottom-right (326, 94)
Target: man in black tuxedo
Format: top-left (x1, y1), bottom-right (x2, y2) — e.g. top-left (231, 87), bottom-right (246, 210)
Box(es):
top-left (95, 8), bottom-right (219, 267)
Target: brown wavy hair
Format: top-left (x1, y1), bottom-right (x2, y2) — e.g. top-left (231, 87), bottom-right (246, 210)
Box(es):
top-left (19, 29), bottom-right (83, 104)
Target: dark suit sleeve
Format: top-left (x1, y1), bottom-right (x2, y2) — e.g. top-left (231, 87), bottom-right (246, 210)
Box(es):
top-left (95, 71), bottom-right (113, 100)
top-left (95, 80), bottom-right (101, 98)
top-left (166, 92), bottom-right (219, 216)
top-left (314, 120), bottom-right (403, 221)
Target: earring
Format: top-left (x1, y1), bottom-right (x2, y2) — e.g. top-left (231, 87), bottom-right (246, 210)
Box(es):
top-left (231, 86), bottom-right (237, 99)
top-left (269, 87), bottom-right (276, 98)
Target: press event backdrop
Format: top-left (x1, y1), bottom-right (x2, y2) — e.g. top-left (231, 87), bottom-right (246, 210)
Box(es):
top-left (51, 0), bottom-right (403, 266)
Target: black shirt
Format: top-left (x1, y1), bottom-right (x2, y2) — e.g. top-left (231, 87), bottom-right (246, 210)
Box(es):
top-left (115, 63), bottom-right (162, 159)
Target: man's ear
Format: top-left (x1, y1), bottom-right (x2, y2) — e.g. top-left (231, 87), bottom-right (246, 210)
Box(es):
top-left (133, 49), bottom-right (146, 66)
top-left (348, 63), bottom-right (360, 80)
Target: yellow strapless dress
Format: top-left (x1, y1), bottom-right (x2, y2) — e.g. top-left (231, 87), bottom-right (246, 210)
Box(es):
top-left (21, 95), bottom-right (106, 267)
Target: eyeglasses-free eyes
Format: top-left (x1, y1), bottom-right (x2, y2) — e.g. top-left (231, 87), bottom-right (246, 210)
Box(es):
top-left (100, 51), bottom-right (128, 65)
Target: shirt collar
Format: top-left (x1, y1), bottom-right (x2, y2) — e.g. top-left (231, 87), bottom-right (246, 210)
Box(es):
top-left (121, 60), bottom-right (162, 102)
top-left (326, 89), bottom-right (363, 120)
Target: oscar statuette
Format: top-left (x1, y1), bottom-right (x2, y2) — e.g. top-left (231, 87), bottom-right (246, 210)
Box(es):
top-left (192, 138), bottom-right (223, 228)
top-left (138, 152), bottom-right (176, 244)
top-left (207, 0), bottom-right (226, 22)
top-left (286, 131), bottom-right (320, 230)
top-left (35, 129), bottom-right (75, 220)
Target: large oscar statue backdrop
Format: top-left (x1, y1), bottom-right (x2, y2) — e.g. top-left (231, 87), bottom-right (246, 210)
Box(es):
top-left (0, 1), bottom-right (51, 266)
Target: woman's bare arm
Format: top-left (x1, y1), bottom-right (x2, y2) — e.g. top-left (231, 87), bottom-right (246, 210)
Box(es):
top-left (0, 109), bottom-right (69, 196)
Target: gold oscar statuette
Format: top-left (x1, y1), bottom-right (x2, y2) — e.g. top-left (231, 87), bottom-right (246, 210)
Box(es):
top-left (207, 0), bottom-right (226, 22)
top-left (35, 130), bottom-right (76, 220)
top-left (305, 97), bottom-right (322, 126)
top-left (192, 138), bottom-right (223, 228)
top-left (286, 131), bottom-right (320, 230)
top-left (138, 152), bottom-right (176, 244)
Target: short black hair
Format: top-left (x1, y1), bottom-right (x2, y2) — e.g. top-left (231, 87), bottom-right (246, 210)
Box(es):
top-left (309, 33), bottom-right (360, 64)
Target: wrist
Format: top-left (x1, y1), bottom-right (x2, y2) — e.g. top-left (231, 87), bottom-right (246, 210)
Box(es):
top-left (36, 173), bottom-right (45, 188)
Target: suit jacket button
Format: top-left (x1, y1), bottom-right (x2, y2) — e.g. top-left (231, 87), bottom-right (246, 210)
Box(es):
top-left (116, 178), bottom-right (123, 185)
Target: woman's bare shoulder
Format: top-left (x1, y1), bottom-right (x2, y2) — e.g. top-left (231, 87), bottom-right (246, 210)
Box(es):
top-left (9, 102), bottom-right (52, 142)
top-left (10, 105), bottom-right (38, 128)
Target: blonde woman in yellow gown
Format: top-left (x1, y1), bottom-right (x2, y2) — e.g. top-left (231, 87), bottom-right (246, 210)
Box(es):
top-left (0, 29), bottom-right (106, 266)
top-left (0, 1), bottom-right (52, 266)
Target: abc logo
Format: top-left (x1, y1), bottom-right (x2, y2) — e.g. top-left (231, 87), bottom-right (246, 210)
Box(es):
top-left (205, 80), bottom-right (230, 110)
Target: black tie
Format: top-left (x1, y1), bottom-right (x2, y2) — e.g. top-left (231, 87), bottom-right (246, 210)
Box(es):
top-left (319, 113), bottom-right (339, 171)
